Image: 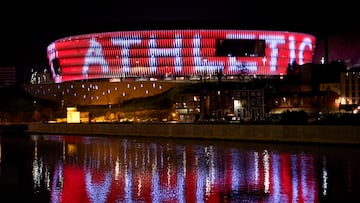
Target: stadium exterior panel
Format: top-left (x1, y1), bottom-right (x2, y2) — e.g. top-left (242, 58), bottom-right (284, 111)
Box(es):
top-left (23, 29), bottom-right (316, 108)
top-left (47, 29), bottom-right (316, 83)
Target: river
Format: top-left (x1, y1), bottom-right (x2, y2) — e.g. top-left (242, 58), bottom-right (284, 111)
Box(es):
top-left (0, 133), bottom-right (359, 202)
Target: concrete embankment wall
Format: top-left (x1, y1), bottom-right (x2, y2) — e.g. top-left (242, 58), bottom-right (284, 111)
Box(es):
top-left (27, 123), bottom-right (360, 145)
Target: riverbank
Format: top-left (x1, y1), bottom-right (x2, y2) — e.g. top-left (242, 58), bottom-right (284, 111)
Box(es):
top-left (0, 124), bottom-right (28, 136)
top-left (26, 122), bottom-right (360, 145)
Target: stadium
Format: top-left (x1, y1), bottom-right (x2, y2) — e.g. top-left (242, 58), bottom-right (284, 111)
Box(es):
top-left (24, 29), bottom-right (316, 107)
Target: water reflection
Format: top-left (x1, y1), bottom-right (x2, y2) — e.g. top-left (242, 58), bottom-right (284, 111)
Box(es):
top-left (1, 134), bottom-right (360, 202)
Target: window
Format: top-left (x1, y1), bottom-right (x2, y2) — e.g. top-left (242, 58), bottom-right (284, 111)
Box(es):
top-left (215, 39), bottom-right (265, 57)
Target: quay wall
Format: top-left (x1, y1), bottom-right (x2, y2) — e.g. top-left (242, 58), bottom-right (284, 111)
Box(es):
top-left (27, 123), bottom-right (360, 145)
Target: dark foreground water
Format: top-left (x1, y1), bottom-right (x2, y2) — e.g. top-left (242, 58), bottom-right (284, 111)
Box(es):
top-left (0, 133), bottom-right (359, 203)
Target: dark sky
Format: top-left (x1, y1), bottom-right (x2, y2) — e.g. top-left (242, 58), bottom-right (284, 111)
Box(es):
top-left (0, 0), bottom-right (358, 78)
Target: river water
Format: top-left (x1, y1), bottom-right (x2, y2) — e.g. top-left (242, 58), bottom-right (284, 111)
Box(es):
top-left (0, 133), bottom-right (359, 203)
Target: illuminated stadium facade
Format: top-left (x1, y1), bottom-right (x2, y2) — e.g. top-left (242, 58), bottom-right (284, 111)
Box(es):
top-left (47, 29), bottom-right (316, 83)
top-left (24, 30), bottom-right (316, 107)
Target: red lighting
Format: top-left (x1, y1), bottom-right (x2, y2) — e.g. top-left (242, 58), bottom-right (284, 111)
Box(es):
top-left (47, 30), bottom-right (316, 83)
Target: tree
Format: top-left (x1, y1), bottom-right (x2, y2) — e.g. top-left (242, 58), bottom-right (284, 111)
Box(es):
top-left (286, 60), bottom-right (300, 76)
top-left (216, 68), bottom-right (223, 83)
top-left (237, 63), bottom-right (249, 81)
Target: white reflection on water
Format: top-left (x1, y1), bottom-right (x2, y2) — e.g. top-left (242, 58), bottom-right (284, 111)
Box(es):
top-left (51, 162), bottom-right (63, 203)
top-left (230, 148), bottom-right (241, 192)
top-left (26, 135), bottom-right (326, 202)
top-left (263, 149), bottom-right (270, 194)
top-left (85, 171), bottom-right (111, 203)
top-left (322, 156), bottom-right (328, 196)
top-left (291, 154), bottom-right (299, 202)
top-left (270, 153), bottom-right (280, 203)
top-left (32, 140), bottom-right (40, 191)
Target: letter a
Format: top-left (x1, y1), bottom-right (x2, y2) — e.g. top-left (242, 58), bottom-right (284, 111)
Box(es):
top-left (82, 38), bottom-right (109, 78)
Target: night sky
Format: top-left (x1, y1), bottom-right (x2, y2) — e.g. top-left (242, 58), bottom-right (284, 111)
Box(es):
top-left (0, 0), bottom-right (358, 79)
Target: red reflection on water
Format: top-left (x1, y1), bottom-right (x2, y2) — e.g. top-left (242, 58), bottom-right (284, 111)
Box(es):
top-left (280, 154), bottom-right (292, 201)
top-left (48, 140), bottom-right (319, 203)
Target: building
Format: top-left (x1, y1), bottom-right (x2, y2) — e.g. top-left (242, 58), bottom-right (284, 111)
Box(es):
top-left (24, 30), bottom-right (316, 105)
top-left (21, 29), bottom-right (318, 122)
top-left (46, 29), bottom-right (315, 83)
top-left (175, 92), bottom-right (201, 122)
top-left (233, 87), bottom-right (266, 122)
top-left (0, 66), bottom-right (16, 88)
top-left (339, 67), bottom-right (360, 112)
